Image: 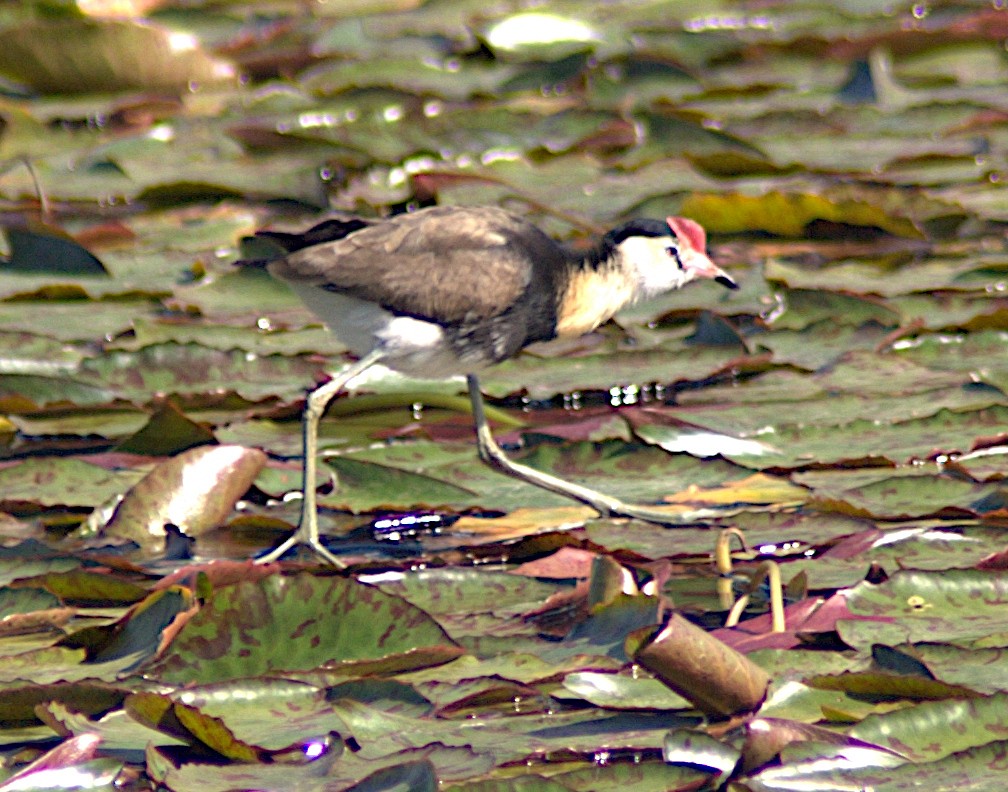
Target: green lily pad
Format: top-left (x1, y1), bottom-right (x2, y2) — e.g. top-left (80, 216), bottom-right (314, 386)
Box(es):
top-left (147, 572), bottom-right (460, 684)
top-left (0, 19), bottom-right (236, 94)
top-left (681, 189), bottom-right (925, 238)
top-left (844, 569), bottom-right (1008, 645)
top-left (560, 670), bottom-right (690, 710)
top-left (850, 692), bottom-right (1008, 762)
top-left (0, 458), bottom-right (144, 510)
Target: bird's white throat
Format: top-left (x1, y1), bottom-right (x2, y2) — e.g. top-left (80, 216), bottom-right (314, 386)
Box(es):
top-left (614, 235), bottom-right (695, 298)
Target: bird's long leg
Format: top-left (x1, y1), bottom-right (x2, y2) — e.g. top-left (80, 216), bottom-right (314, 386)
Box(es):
top-left (257, 349), bottom-right (385, 565)
top-left (467, 375), bottom-right (694, 525)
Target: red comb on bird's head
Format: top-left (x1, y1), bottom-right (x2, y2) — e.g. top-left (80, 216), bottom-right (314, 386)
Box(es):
top-left (666, 216), bottom-right (707, 253)
top-left (665, 216), bottom-right (737, 290)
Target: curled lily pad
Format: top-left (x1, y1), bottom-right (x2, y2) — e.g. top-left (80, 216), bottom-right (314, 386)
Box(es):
top-left (103, 445), bottom-right (266, 553)
top-left (633, 614), bottom-right (770, 718)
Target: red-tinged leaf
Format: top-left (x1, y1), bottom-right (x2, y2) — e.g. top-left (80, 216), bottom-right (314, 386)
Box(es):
top-left (155, 597), bottom-right (200, 659)
top-left (0, 734), bottom-right (119, 790)
top-left (496, 409), bottom-right (632, 445)
top-left (509, 546), bottom-right (598, 580)
top-left (60, 586), bottom-right (193, 666)
top-left (435, 681), bottom-right (548, 717)
top-left (817, 529), bottom-right (886, 560)
top-left (72, 220), bottom-right (138, 249)
top-left (739, 717), bottom-right (897, 775)
top-left (0, 607), bottom-right (75, 637)
top-left (711, 593), bottom-right (893, 652)
top-left (153, 559), bottom-right (278, 592)
top-left (976, 549), bottom-right (1008, 570)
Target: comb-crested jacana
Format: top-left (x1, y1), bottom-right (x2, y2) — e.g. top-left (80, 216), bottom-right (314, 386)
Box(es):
top-left (244, 205), bottom-right (737, 564)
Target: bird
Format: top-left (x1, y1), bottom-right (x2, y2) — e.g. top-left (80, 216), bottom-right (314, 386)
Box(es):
top-left (242, 205), bottom-right (737, 565)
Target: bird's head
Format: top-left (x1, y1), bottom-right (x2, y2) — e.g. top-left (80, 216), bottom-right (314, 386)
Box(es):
top-left (605, 216), bottom-right (737, 298)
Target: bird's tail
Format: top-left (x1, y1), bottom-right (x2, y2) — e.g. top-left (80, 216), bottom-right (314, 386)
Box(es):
top-left (234, 216), bottom-right (374, 268)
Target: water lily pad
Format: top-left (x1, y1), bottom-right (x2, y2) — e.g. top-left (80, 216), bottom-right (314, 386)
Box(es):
top-left (147, 572), bottom-right (460, 684)
top-left (104, 445), bottom-right (265, 551)
top-left (680, 189), bottom-right (925, 238)
top-left (0, 19), bottom-right (236, 94)
top-left (0, 458), bottom-right (144, 510)
top-left (844, 569), bottom-right (1008, 645)
top-left (850, 692), bottom-right (1008, 762)
top-left (560, 670), bottom-right (690, 710)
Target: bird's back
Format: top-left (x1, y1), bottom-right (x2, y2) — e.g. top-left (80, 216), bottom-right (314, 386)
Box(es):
top-left (257, 206), bottom-right (567, 373)
top-left (267, 207), bottom-right (564, 327)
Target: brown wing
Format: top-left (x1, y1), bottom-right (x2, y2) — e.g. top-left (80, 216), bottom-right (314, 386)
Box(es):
top-left (267, 206), bottom-right (557, 324)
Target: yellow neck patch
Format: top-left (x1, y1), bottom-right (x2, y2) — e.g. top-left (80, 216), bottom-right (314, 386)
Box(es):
top-left (555, 267), bottom-right (636, 337)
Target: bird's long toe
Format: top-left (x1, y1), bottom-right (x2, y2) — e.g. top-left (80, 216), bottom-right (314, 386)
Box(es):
top-left (255, 528), bottom-right (345, 566)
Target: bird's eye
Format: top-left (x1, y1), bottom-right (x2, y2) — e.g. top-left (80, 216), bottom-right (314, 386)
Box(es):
top-left (665, 245), bottom-right (684, 270)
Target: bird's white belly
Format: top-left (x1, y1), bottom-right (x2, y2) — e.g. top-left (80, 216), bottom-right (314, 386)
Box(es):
top-left (290, 285), bottom-right (484, 378)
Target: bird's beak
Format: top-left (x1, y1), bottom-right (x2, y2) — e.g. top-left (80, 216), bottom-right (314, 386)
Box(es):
top-left (683, 248), bottom-right (739, 290)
